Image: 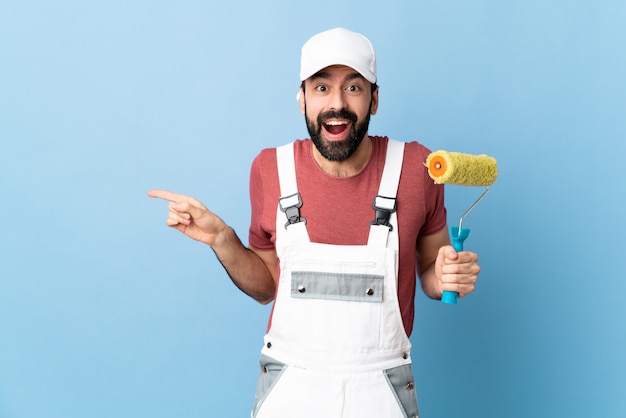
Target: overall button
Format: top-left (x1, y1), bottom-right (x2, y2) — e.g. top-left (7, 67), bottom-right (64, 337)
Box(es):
top-left (406, 382), bottom-right (415, 390)
top-left (297, 285), bottom-right (306, 293)
top-left (402, 352), bottom-right (409, 359)
top-left (266, 342), bottom-right (272, 349)
top-left (366, 288), bottom-right (375, 296)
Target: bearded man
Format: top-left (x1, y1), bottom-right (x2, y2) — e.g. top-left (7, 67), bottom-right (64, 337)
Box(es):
top-left (149, 27), bottom-right (480, 418)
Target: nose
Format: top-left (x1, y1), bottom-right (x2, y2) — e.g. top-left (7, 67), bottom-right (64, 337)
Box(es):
top-left (328, 88), bottom-right (347, 110)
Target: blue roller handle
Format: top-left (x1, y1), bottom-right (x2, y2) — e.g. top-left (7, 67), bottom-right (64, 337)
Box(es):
top-left (442, 226), bottom-right (471, 304)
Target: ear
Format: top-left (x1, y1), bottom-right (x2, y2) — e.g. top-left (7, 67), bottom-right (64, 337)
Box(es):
top-left (370, 86), bottom-right (379, 115)
top-left (298, 88), bottom-right (305, 114)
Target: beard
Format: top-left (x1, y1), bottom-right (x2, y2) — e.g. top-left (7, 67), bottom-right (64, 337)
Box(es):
top-left (305, 106), bottom-right (372, 162)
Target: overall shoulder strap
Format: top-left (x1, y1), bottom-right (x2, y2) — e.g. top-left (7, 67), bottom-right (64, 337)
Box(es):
top-left (368, 139), bottom-right (405, 249)
top-left (276, 142), bottom-right (297, 199)
top-left (378, 139), bottom-right (405, 198)
top-left (275, 142), bottom-right (309, 244)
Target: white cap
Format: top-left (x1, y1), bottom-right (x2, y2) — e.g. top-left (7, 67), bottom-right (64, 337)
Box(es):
top-left (299, 28), bottom-right (377, 83)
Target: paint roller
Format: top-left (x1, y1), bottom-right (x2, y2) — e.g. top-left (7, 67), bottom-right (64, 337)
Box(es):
top-left (425, 150), bottom-right (498, 304)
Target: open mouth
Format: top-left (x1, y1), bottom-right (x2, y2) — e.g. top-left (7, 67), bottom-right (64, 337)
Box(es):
top-left (323, 120), bottom-right (351, 138)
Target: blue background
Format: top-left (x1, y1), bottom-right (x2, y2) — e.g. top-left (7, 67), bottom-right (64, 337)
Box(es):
top-left (2, 1), bottom-right (624, 417)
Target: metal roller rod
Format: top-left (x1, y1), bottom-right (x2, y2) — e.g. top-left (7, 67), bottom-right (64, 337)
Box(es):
top-left (458, 186), bottom-right (491, 232)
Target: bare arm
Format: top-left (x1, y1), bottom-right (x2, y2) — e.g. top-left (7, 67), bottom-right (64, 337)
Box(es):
top-left (148, 189), bottom-right (277, 304)
top-left (416, 225), bottom-right (480, 300)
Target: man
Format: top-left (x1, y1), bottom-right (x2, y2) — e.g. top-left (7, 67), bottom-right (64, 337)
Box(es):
top-left (149, 27), bottom-right (479, 418)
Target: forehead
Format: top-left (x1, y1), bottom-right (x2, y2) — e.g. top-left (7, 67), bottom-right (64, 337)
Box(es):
top-left (308, 65), bottom-right (367, 82)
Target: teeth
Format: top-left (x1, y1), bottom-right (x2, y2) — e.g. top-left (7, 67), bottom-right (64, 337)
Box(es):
top-left (325, 120), bottom-right (348, 126)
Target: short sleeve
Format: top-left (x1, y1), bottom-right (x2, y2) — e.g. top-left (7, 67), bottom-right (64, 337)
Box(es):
top-left (248, 148), bottom-right (279, 251)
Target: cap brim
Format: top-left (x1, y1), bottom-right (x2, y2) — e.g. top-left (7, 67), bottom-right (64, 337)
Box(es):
top-left (300, 57), bottom-right (377, 83)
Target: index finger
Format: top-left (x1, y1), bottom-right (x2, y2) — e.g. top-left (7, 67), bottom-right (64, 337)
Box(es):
top-left (148, 189), bottom-right (206, 210)
top-left (147, 189), bottom-right (185, 202)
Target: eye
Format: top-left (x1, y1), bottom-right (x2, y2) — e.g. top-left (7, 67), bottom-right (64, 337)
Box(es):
top-left (346, 84), bottom-right (361, 93)
top-left (315, 84), bottom-right (328, 93)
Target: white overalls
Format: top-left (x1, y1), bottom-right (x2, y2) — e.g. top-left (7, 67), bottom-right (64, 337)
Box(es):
top-left (252, 139), bottom-right (419, 418)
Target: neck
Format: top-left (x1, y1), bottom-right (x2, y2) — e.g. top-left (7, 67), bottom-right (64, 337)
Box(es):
top-left (312, 135), bottom-right (373, 178)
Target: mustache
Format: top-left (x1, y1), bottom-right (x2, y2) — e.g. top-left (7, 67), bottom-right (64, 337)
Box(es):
top-left (318, 109), bottom-right (358, 124)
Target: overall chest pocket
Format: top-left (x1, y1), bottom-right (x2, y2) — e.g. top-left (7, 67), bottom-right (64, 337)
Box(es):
top-left (291, 271), bottom-right (384, 302)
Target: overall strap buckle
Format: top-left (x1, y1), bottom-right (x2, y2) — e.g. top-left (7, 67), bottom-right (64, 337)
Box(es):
top-left (279, 192), bottom-right (306, 229)
top-left (370, 195), bottom-right (396, 231)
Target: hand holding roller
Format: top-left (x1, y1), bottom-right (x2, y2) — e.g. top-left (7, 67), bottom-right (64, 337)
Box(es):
top-left (425, 150), bottom-right (498, 304)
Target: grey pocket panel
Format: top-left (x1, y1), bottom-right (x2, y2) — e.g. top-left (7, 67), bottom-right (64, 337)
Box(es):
top-left (384, 364), bottom-right (420, 418)
top-left (291, 271), bottom-right (384, 302)
top-left (251, 354), bottom-right (287, 417)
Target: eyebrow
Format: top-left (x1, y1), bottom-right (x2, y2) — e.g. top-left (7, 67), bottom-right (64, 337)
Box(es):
top-left (310, 70), bottom-right (366, 83)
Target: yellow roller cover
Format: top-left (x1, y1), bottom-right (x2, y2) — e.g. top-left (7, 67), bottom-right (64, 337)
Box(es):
top-left (426, 150), bottom-right (498, 186)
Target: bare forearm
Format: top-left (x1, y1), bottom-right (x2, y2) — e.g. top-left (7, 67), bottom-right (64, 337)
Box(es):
top-left (416, 227), bottom-right (450, 300)
top-left (418, 263), bottom-right (443, 300)
top-left (148, 190), bottom-right (276, 304)
top-left (210, 226), bottom-right (276, 304)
